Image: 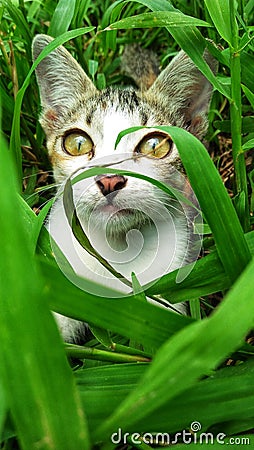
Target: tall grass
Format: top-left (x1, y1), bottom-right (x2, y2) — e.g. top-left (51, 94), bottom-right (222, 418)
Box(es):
top-left (0, 0), bottom-right (254, 449)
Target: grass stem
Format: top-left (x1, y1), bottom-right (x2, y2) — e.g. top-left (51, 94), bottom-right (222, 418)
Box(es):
top-left (229, 0), bottom-right (250, 231)
top-left (65, 344), bottom-right (151, 363)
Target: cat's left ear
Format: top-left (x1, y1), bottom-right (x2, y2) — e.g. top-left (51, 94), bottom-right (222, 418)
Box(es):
top-left (32, 35), bottom-right (97, 131)
top-left (148, 50), bottom-right (217, 139)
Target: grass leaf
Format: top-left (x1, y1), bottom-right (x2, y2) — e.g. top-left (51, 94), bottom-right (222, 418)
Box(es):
top-left (156, 126), bottom-right (251, 283)
top-left (94, 256), bottom-right (254, 440)
top-left (76, 361), bottom-right (254, 439)
top-left (107, 11), bottom-right (212, 30)
top-left (116, 126), bottom-right (251, 283)
top-left (204, 0), bottom-right (232, 45)
top-left (0, 379), bottom-right (7, 439)
top-left (0, 134), bottom-right (90, 450)
top-left (48, 0), bottom-right (77, 37)
top-left (41, 258), bottom-right (192, 353)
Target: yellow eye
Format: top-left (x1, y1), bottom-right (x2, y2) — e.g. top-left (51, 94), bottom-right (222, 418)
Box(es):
top-left (137, 134), bottom-right (172, 159)
top-left (63, 131), bottom-right (94, 157)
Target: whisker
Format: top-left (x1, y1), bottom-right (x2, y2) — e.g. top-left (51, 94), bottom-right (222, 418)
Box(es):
top-left (24, 184), bottom-right (58, 201)
top-left (35, 183), bottom-right (59, 193)
top-left (35, 198), bottom-right (53, 211)
top-left (22, 170), bottom-right (54, 181)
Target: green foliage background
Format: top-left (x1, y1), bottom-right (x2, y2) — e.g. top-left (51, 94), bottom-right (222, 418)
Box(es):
top-left (0, 0), bottom-right (254, 448)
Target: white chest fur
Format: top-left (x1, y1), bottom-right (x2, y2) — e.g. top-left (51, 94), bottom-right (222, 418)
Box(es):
top-left (48, 195), bottom-right (189, 293)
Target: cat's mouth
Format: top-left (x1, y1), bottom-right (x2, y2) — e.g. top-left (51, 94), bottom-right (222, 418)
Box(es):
top-left (97, 204), bottom-right (132, 215)
top-left (81, 201), bottom-right (150, 235)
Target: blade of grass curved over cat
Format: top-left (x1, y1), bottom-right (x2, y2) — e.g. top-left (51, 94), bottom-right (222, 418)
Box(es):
top-left (10, 27), bottom-right (95, 188)
top-left (62, 162), bottom-right (201, 290)
top-left (116, 126), bottom-right (251, 283)
top-left (63, 177), bottom-right (132, 288)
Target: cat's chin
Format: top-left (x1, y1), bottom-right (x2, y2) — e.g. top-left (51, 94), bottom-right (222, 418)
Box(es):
top-left (79, 204), bottom-right (150, 237)
top-left (97, 204), bottom-right (130, 215)
top-left (93, 205), bottom-right (141, 229)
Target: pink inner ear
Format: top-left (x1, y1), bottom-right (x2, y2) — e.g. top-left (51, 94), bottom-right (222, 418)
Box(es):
top-left (188, 115), bottom-right (206, 137)
top-left (191, 115), bottom-right (203, 128)
top-left (45, 109), bottom-right (58, 122)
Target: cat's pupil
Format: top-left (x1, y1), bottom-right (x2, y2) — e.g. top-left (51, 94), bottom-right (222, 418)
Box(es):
top-left (151, 138), bottom-right (159, 149)
top-left (77, 137), bottom-right (84, 151)
top-left (63, 131), bottom-right (94, 157)
top-left (137, 133), bottom-right (172, 159)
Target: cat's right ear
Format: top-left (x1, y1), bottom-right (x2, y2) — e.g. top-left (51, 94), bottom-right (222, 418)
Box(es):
top-left (32, 35), bottom-right (97, 130)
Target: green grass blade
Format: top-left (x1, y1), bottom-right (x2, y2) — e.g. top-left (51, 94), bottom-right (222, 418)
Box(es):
top-left (242, 138), bottom-right (254, 151)
top-left (145, 251), bottom-right (229, 299)
top-left (132, 0), bottom-right (176, 11)
top-left (0, 135), bottom-right (90, 449)
top-left (189, 298), bottom-right (202, 319)
top-left (116, 126), bottom-right (251, 282)
top-left (171, 28), bottom-right (229, 98)
top-left (242, 84), bottom-right (254, 108)
top-left (48, 0), bottom-right (77, 37)
top-left (41, 259), bottom-right (192, 353)
top-left (204, 0), bottom-right (232, 45)
top-left (63, 178), bottom-right (132, 287)
top-left (94, 256), bottom-right (254, 440)
top-left (88, 325), bottom-right (113, 349)
top-left (241, 51), bottom-right (254, 93)
top-left (0, 380), bottom-right (7, 439)
top-left (75, 361), bottom-right (254, 439)
top-left (107, 11), bottom-right (212, 30)
top-left (132, 272), bottom-right (147, 302)
top-left (214, 116), bottom-right (254, 133)
top-left (17, 195), bottom-right (54, 254)
top-left (65, 344), bottom-right (150, 363)
top-left (157, 126), bottom-right (251, 282)
top-left (146, 230), bottom-right (253, 300)
top-left (76, 363), bottom-right (147, 431)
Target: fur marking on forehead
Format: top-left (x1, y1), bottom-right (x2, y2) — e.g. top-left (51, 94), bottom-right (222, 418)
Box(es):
top-left (84, 87), bottom-right (149, 127)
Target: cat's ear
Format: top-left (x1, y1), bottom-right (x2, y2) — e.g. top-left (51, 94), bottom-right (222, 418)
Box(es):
top-left (32, 35), bottom-right (97, 130)
top-left (148, 50), bottom-right (217, 139)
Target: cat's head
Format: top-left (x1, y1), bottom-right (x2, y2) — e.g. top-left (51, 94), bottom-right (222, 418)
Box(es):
top-left (32, 35), bottom-right (215, 239)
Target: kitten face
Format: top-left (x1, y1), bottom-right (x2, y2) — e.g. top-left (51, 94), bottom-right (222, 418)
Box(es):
top-left (33, 34), bottom-right (215, 257)
top-left (46, 86), bottom-right (186, 237)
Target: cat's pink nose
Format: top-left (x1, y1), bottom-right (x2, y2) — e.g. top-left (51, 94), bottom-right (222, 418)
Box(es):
top-left (95, 175), bottom-right (127, 196)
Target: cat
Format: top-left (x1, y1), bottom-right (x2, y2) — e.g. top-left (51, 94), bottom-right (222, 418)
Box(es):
top-left (32, 35), bottom-right (215, 343)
